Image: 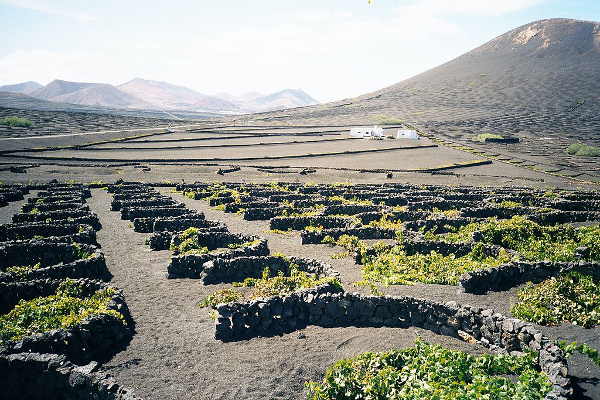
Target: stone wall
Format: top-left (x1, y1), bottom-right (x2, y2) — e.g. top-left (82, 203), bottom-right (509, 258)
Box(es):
top-left (243, 207), bottom-right (288, 221)
top-left (28, 194), bottom-right (85, 204)
top-left (22, 202), bottom-right (90, 213)
top-left (530, 211), bottom-right (600, 225)
top-left (224, 201), bottom-right (279, 213)
top-left (0, 189), bottom-right (24, 202)
top-left (110, 198), bottom-right (176, 211)
top-left (0, 241), bottom-right (98, 270)
top-left (0, 252), bottom-right (110, 284)
top-left (301, 226), bottom-right (396, 244)
top-left (13, 210), bottom-right (101, 230)
top-left (147, 225), bottom-right (229, 251)
top-left (0, 223), bottom-right (96, 245)
top-left (322, 204), bottom-right (381, 216)
top-left (167, 239), bottom-right (269, 279)
top-left (270, 216), bottom-right (355, 231)
top-left (460, 261), bottom-right (600, 294)
top-left (0, 352), bottom-right (142, 400)
top-left (199, 255), bottom-right (340, 285)
top-left (120, 205), bottom-right (189, 220)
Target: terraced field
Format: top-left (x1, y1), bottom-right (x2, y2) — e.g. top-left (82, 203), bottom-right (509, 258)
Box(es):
top-left (1, 180), bottom-right (599, 400)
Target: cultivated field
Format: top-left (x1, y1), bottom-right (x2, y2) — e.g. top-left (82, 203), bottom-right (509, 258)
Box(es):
top-left (1, 175), bottom-right (599, 399)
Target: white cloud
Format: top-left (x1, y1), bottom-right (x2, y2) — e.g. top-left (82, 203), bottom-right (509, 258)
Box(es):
top-left (1, 0), bottom-right (96, 21)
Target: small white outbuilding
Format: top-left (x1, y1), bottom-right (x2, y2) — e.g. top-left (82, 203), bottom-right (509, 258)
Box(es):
top-left (349, 126), bottom-right (384, 139)
top-left (396, 129), bottom-right (420, 140)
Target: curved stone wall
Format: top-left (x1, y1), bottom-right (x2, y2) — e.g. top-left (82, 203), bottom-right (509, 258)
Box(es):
top-left (0, 352), bottom-right (142, 400)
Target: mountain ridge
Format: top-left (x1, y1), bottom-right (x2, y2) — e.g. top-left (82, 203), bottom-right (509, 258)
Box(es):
top-left (1, 77), bottom-right (319, 113)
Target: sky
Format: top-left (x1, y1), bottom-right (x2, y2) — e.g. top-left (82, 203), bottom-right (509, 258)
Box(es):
top-left (1, 0), bottom-right (599, 102)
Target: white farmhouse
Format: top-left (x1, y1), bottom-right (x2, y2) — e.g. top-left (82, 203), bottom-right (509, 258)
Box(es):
top-left (349, 126), bottom-right (384, 139)
top-left (396, 129), bottom-right (419, 140)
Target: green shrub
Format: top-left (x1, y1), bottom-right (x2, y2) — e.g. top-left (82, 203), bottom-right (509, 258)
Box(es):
top-left (72, 243), bottom-right (94, 259)
top-left (476, 133), bottom-right (503, 142)
top-left (170, 228), bottom-right (210, 255)
top-left (227, 239), bottom-right (260, 249)
top-left (511, 271), bottom-right (600, 328)
top-left (5, 262), bottom-right (42, 279)
top-left (233, 266), bottom-right (341, 299)
top-left (0, 116), bottom-right (33, 127)
top-left (566, 143), bottom-right (600, 157)
top-left (280, 209), bottom-right (321, 217)
top-left (268, 229), bottom-right (295, 235)
top-left (496, 200), bottom-right (522, 208)
top-left (427, 208), bottom-right (461, 219)
top-left (558, 341), bottom-right (600, 368)
top-left (306, 338), bottom-right (551, 400)
top-left (361, 243), bottom-right (512, 286)
top-left (304, 225), bottom-right (324, 233)
top-left (201, 267), bottom-right (342, 308)
top-left (199, 288), bottom-right (243, 308)
top-left (322, 234), bottom-right (367, 259)
top-left (328, 195), bottom-right (374, 206)
top-left (366, 215), bottom-right (403, 230)
top-left (371, 114), bottom-right (404, 125)
top-left (0, 279), bottom-right (123, 343)
top-left (430, 217), bottom-right (600, 262)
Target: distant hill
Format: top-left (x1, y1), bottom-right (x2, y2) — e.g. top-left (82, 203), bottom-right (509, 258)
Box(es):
top-left (0, 91), bottom-right (221, 120)
top-left (214, 89), bottom-right (318, 112)
top-left (0, 81), bottom-right (43, 95)
top-left (29, 79), bottom-right (151, 109)
top-left (118, 78), bottom-right (238, 112)
top-left (250, 89), bottom-right (319, 111)
top-left (3, 77), bottom-right (319, 114)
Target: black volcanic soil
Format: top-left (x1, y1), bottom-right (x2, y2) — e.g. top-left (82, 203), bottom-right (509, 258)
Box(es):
top-left (0, 183), bottom-right (598, 399)
top-left (84, 189), bottom-right (494, 400)
top-left (1, 188), bottom-right (592, 399)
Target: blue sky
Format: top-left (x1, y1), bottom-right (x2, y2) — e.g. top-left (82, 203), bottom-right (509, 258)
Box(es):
top-left (1, 0), bottom-right (599, 101)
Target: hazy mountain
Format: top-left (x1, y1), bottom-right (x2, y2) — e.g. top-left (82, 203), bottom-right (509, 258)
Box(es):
top-left (28, 79), bottom-right (151, 109)
top-left (249, 89), bottom-right (318, 111)
top-left (30, 79), bottom-right (95, 100)
top-left (0, 81), bottom-right (43, 95)
top-left (214, 89), bottom-right (319, 112)
top-left (52, 83), bottom-right (153, 109)
top-left (11, 79), bottom-right (319, 114)
top-left (118, 78), bottom-right (238, 112)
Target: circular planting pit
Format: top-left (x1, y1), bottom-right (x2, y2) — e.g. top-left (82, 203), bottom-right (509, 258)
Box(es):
top-left (168, 235), bottom-right (269, 279)
top-left (0, 352), bottom-right (141, 400)
top-left (0, 222), bottom-right (97, 245)
top-left (0, 278), bottom-right (133, 364)
top-left (200, 255), bottom-right (340, 285)
top-left (12, 209), bottom-right (101, 230)
top-left (0, 241), bottom-right (110, 283)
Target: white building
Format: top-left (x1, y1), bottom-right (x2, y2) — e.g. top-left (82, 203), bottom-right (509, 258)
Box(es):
top-left (349, 126), bottom-right (384, 139)
top-left (396, 129), bottom-right (419, 140)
